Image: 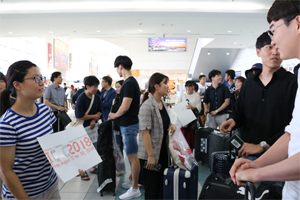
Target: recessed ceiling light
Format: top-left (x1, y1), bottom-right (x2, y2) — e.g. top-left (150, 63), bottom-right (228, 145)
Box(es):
top-left (187, 30), bottom-right (191, 33)
top-left (207, 52), bottom-right (211, 55)
top-left (227, 53), bottom-right (230, 55)
top-left (96, 30), bottom-right (101, 33)
top-left (49, 31), bottom-right (53, 34)
top-left (200, 73), bottom-right (204, 75)
top-left (234, 42), bottom-right (238, 44)
top-left (228, 31), bottom-right (232, 33)
top-left (139, 30), bottom-right (143, 32)
top-left (8, 32), bottom-right (13, 34)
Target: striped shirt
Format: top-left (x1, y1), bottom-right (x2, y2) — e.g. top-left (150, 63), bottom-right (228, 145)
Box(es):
top-left (0, 103), bottom-right (58, 199)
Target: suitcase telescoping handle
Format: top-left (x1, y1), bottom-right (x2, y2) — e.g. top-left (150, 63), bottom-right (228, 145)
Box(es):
top-left (229, 130), bottom-right (232, 158)
top-left (245, 182), bottom-right (256, 200)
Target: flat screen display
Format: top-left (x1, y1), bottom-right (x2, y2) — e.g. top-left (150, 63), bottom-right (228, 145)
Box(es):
top-left (148, 38), bottom-right (186, 52)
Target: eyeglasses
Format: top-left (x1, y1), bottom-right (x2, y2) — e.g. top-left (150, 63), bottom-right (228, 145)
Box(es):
top-left (268, 18), bottom-right (295, 40)
top-left (24, 76), bottom-right (45, 83)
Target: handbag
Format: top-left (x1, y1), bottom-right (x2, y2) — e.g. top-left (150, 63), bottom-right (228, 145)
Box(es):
top-left (56, 111), bottom-right (72, 127)
top-left (168, 127), bottom-right (197, 170)
top-left (66, 95), bottom-right (95, 128)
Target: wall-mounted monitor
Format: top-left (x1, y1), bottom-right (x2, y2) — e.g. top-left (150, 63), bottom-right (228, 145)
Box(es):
top-left (148, 38), bottom-right (186, 52)
top-left (54, 39), bottom-right (69, 70)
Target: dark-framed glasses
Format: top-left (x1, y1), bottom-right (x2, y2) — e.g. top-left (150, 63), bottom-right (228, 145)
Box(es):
top-left (24, 75), bottom-right (45, 83)
top-left (268, 17), bottom-right (295, 40)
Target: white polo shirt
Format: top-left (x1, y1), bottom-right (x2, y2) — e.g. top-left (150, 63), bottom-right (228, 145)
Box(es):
top-left (283, 71), bottom-right (300, 199)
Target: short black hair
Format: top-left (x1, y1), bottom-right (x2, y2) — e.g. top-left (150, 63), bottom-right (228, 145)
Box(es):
top-left (194, 84), bottom-right (199, 92)
top-left (185, 80), bottom-right (195, 87)
top-left (148, 72), bottom-right (169, 94)
top-left (208, 69), bottom-right (221, 80)
top-left (114, 55), bottom-right (133, 70)
top-left (256, 32), bottom-right (272, 49)
top-left (267, 1), bottom-right (300, 25)
top-left (63, 83), bottom-right (66, 86)
top-left (84, 76), bottom-right (99, 88)
top-left (102, 76), bottom-right (112, 86)
top-left (51, 71), bottom-right (61, 82)
top-left (199, 75), bottom-right (206, 80)
top-left (225, 69), bottom-right (235, 80)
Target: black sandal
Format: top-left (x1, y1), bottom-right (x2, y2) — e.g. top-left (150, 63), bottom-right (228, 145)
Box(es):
top-left (81, 171), bottom-right (90, 181)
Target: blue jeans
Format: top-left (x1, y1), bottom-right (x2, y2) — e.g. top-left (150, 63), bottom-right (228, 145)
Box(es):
top-left (120, 123), bottom-right (139, 155)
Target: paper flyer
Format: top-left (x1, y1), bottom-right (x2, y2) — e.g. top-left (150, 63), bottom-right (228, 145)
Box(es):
top-left (37, 126), bottom-right (102, 183)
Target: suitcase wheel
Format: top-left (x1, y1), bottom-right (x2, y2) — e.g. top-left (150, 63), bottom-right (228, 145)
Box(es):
top-left (113, 192), bottom-right (116, 196)
top-left (100, 192), bottom-right (103, 197)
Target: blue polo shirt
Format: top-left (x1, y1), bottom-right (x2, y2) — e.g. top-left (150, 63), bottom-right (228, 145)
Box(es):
top-left (203, 84), bottom-right (231, 115)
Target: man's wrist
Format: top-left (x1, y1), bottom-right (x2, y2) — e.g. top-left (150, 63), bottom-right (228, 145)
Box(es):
top-left (215, 110), bottom-right (218, 113)
top-left (259, 141), bottom-right (268, 152)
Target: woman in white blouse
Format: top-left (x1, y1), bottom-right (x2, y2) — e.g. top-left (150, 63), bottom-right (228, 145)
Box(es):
top-left (177, 81), bottom-right (202, 150)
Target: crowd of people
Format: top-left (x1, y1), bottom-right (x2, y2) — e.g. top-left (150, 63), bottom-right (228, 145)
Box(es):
top-left (0, 1), bottom-right (299, 200)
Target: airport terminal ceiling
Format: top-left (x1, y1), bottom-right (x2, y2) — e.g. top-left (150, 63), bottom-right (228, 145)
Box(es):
top-left (0, 0), bottom-right (275, 80)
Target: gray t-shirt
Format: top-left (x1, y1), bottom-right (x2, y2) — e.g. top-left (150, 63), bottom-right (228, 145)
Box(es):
top-left (44, 84), bottom-right (67, 111)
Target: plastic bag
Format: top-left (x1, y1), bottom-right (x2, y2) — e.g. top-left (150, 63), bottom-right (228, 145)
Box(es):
top-left (169, 126), bottom-right (197, 170)
top-left (112, 131), bottom-right (126, 174)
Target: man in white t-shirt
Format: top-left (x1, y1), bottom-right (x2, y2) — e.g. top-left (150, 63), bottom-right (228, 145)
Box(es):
top-left (228, 1), bottom-right (300, 199)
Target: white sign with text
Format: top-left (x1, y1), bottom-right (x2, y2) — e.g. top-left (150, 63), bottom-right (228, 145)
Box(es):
top-left (37, 126), bottom-right (102, 183)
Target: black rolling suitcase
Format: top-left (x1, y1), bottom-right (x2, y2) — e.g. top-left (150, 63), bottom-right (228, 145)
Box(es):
top-left (97, 120), bottom-right (116, 197)
top-left (210, 130), bottom-right (235, 176)
top-left (210, 150), bottom-right (235, 177)
top-left (208, 130), bottom-right (230, 166)
top-left (195, 127), bottom-right (214, 164)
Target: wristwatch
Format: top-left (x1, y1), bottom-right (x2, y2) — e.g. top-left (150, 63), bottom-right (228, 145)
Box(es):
top-left (215, 110), bottom-right (218, 113)
top-left (259, 141), bottom-right (268, 151)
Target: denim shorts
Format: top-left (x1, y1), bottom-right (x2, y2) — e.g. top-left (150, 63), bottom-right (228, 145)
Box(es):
top-left (120, 123), bottom-right (139, 155)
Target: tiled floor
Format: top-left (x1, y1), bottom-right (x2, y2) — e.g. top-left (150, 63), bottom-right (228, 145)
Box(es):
top-left (58, 157), bottom-right (210, 200)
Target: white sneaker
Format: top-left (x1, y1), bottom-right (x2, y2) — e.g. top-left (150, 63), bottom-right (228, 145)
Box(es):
top-left (119, 187), bottom-right (141, 200)
top-left (121, 180), bottom-right (132, 189)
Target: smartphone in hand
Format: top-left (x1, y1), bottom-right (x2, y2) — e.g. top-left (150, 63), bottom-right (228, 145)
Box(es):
top-left (143, 161), bottom-right (162, 172)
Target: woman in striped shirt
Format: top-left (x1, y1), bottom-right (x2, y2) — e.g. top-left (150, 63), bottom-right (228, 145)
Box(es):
top-left (0, 61), bottom-right (60, 199)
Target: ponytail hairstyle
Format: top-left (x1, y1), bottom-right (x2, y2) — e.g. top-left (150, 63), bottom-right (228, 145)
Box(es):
top-left (0, 60), bottom-right (37, 116)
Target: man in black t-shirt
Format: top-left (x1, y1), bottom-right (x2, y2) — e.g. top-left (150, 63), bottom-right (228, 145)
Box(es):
top-left (108, 56), bottom-right (141, 200)
top-left (221, 32), bottom-right (297, 159)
